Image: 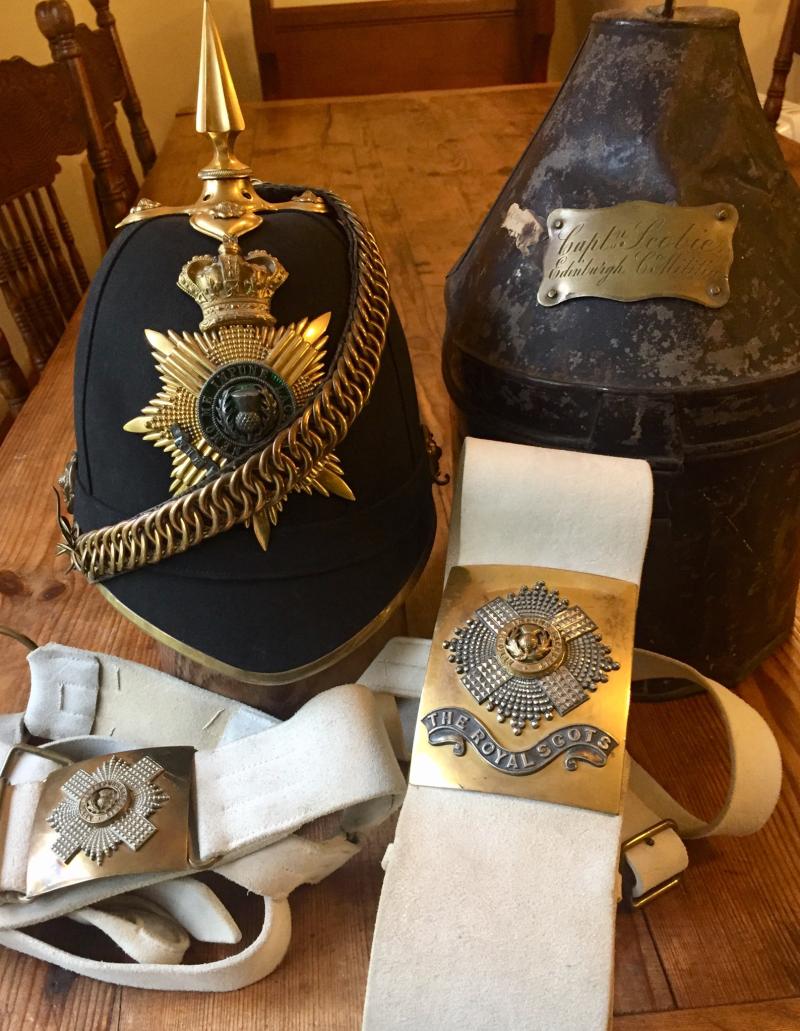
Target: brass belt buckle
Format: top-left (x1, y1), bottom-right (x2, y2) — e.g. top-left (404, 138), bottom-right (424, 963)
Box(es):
top-left (622, 819), bottom-right (682, 909)
top-left (409, 565), bottom-right (638, 815)
top-left (20, 746), bottom-right (208, 899)
top-left (0, 742), bottom-right (73, 820)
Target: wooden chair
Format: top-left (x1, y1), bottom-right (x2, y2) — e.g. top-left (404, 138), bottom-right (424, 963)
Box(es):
top-left (0, 328), bottom-right (29, 436)
top-left (0, 0), bottom-right (157, 436)
top-left (85, 0), bottom-right (157, 177)
top-left (0, 49), bottom-right (90, 424)
top-left (36, 0), bottom-right (156, 241)
top-left (765, 0), bottom-right (800, 126)
top-left (250, 0), bottom-right (555, 100)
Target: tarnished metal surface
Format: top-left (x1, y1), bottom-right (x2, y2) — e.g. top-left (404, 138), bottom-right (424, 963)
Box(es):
top-left (410, 565), bottom-right (637, 816)
top-left (25, 747), bottom-right (195, 899)
top-left (444, 6), bottom-right (800, 684)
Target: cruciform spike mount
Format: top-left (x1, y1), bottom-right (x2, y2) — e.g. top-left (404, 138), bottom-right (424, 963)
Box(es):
top-left (117, 0), bottom-right (327, 242)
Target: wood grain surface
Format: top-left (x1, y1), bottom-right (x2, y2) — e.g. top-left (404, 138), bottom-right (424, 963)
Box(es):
top-left (0, 83), bottom-right (799, 1030)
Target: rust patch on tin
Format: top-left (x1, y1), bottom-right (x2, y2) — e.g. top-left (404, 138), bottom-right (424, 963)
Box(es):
top-left (502, 203), bottom-right (544, 256)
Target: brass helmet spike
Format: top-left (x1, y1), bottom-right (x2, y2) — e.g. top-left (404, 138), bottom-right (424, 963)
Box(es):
top-left (186, 0), bottom-right (262, 239)
top-left (196, 0), bottom-right (250, 186)
top-left (116, 0), bottom-right (327, 240)
top-left (196, 0), bottom-right (245, 139)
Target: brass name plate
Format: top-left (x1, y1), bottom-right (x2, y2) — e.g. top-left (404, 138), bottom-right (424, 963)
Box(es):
top-left (409, 565), bottom-right (638, 815)
top-left (537, 200), bottom-right (738, 309)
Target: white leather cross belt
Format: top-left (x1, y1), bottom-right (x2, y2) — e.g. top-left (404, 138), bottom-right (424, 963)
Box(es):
top-left (360, 437), bottom-right (782, 1031)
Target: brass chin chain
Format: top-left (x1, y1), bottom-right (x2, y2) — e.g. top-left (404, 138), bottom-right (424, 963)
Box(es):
top-left (58, 194), bottom-right (391, 582)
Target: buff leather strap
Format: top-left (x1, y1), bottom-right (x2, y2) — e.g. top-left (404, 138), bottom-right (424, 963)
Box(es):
top-left (363, 437), bottom-right (656, 1031)
top-left (361, 438), bottom-right (780, 1031)
top-left (359, 636), bottom-right (781, 903)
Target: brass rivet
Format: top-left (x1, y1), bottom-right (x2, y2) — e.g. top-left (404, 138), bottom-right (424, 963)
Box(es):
top-left (546, 288), bottom-right (558, 299)
top-left (715, 208), bottom-right (728, 221)
top-left (707, 284), bottom-right (722, 297)
top-left (553, 218), bottom-right (564, 229)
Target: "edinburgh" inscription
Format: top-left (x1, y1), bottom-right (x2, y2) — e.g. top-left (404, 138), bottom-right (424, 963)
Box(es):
top-left (537, 200), bottom-right (737, 309)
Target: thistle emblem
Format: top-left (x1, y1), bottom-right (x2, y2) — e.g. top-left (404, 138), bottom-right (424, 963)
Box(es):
top-left (443, 581), bottom-right (619, 735)
top-left (47, 755), bottom-right (169, 865)
top-left (123, 239), bottom-right (354, 549)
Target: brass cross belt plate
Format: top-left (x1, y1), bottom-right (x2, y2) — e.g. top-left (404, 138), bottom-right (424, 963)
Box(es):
top-left (409, 565), bottom-right (638, 815)
top-left (25, 747), bottom-right (196, 898)
top-left (537, 200), bottom-right (738, 309)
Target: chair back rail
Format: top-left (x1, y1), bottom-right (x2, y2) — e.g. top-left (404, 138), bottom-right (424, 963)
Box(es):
top-left (0, 0), bottom-right (155, 436)
top-left (0, 327), bottom-right (30, 419)
top-left (0, 201), bottom-right (63, 370)
top-left (35, 0), bottom-right (134, 241)
top-left (89, 0), bottom-right (156, 175)
top-left (37, 0), bottom-right (158, 234)
top-left (0, 0), bottom-right (131, 428)
top-left (73, 25), bottom-right (139, 209)
top-left (765, 0), bottom-right (800, 125)
top-left (0, 46), bottom-right (92, 375)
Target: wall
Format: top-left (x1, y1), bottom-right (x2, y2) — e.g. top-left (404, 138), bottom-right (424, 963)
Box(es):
top-left (548, 0), bottom-right (606, 79)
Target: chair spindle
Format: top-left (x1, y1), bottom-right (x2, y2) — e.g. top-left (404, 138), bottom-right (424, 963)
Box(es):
top-left (0, 327), bottom-right (30, 423)
top-left (36, 0), bottom-right (131, 241)
top-left (89, 0), bottom-right (157, 175)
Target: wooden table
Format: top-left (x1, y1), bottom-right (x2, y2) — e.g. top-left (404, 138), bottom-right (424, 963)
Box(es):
top-left (1, 83), bottom-right (800, 1030)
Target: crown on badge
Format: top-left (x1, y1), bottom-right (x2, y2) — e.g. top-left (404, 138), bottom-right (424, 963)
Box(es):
top-left (178, 240), bottom-right (288, 330)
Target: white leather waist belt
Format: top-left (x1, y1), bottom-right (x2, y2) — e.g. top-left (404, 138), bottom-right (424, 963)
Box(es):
top-left (0, 643), bottom-right (406, 991)
top-left (360, 437), bottom-right (782, 1031)
top-left (0, 437), bottom-right (782, 1008)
